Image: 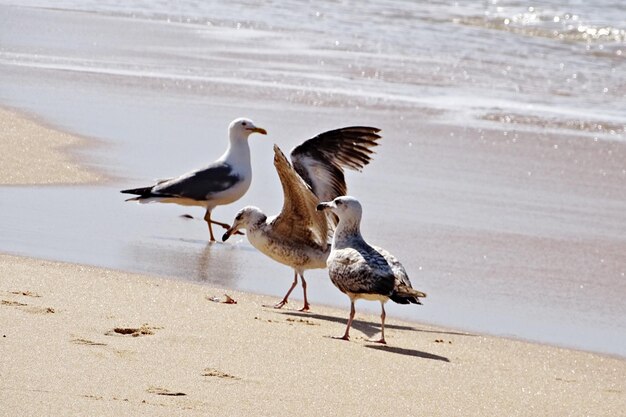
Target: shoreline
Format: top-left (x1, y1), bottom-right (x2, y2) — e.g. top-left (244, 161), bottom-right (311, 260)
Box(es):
top-left (0, 98), bottom-right (624, 360)
top-left (4, 248), bottom-right (626, 363)
top-left (2, 243), bottom-right (624, 362)
top-left (0, 106), bottom-right (109, 186)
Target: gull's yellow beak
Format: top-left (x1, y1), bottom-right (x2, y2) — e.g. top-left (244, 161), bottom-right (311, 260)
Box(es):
top-left (248, 127), bottom-right (267, 135)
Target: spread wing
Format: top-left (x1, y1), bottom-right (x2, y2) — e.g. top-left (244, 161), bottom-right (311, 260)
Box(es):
top-left (290, 126), bottom-right (381, 204)
top-left (269, 145), bottom-right (329, 248)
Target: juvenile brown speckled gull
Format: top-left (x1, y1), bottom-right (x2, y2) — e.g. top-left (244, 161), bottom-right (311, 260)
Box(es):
top-left (317, 196), bottom-right (426, 344)
top-left (223, 126), bottom-right (381, 311)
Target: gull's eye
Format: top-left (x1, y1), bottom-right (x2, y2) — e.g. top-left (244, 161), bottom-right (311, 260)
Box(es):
top-left (336, 200), bottom-right (343, 206)
top-left (242, 122), bottom-right (247, 126)
top-left (235, 213), bottom-right (242, 221)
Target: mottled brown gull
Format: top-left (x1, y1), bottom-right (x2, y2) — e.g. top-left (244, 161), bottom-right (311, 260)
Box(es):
top-left (316, 196), bottom-right (426, 344)
top-left (222, 126), bottom-right (381, 311)
top-left (120, 118), bottom-right (267, 242)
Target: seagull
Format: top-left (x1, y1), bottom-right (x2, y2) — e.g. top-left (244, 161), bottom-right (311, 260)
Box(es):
top-left (120, 118), bottom-right (267, 242)
top-left (222, 127), bottom-right (381, 311)
top-left (316, 196), bottom-right (426, 344)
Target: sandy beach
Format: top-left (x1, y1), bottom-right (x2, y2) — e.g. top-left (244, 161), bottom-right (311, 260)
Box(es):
top-left (2, 252), bottom-right (625, 416)
top-left (1, 107), bottom-right (625, 416)
top-left (0, 108), bottom-right (103, 186)
top-left (1, 2), bottom-right (626, 414)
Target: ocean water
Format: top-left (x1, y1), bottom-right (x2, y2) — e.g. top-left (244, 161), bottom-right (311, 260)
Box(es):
top-left (0, 1), bottom-right (625, 356)
top-left (1, 0), bottom-right (625, 130)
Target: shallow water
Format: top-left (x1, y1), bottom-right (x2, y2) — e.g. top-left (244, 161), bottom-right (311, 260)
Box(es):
top-left (0, 3), bottom-right (625, 356)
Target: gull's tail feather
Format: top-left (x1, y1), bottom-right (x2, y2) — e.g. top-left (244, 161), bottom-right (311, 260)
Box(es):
top-left (390, 284), bottom-right (426, 305)
top-left (120, 186), bottom-right (164, 202)
top-left (121, 186), bottom-right (153, 196)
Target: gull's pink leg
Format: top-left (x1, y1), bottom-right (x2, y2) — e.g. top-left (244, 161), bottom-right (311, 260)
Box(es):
top-left (334, 300), bottom-right (355, 341)
top-left (210, 219), bottom-right (243, 234)
top-left (210, 219), bottom-right (231, 229)
top-left (299, 274), bottom-right (311, 312)
top-left (371, 302), bottom-right (387, 344)
top-left (203, 210), bottom-right (216, 242)
top-left (274, 271), bottom-right (298, 309)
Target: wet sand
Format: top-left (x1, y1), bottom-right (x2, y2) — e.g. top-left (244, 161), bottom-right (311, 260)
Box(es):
top-left (2, 253), bottom-right (624, 416)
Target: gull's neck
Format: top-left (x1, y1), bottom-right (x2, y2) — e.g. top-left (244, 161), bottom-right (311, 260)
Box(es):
top-left (219, 133), bottom-right (251, 169)
top-left (332, 215), bottom-right (365, 250)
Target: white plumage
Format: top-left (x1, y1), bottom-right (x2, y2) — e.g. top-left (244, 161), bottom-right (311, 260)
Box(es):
top-left (121, 118), bottom-right (267, 241)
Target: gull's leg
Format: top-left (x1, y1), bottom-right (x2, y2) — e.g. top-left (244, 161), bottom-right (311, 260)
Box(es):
top-left (203, 210), bottom-right (216, 242)
top-left (210, 218), bottom-right (244, 235)
top-left (335, 300), bottom-right (355, 341)
top-left (299, 273), bottom-right (311, 312)
top-left (371, 302), bottom-right (387, 344)
top-left (210, 219), bottom-right (234, 229)
top-left (274, 271), bottom-right (298, 309)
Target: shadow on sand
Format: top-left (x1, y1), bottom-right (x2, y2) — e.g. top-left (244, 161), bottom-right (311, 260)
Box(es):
top-left (274, 310), bottom-right (474, 339)
top-left (276, 308), bottom-right (454, 362)
top-left (364, 344), bottom-right (450, 362)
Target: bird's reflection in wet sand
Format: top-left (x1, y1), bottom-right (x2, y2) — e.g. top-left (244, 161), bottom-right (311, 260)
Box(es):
top-left (124, 238), bottom-right (248, 288)
top-left (194, 242), bottom-right (241, 286)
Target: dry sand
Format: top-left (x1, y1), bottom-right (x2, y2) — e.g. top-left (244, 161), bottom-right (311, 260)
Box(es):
top-left (0, 108), bottom-right (624, 416)
top-left (1, 254), bottom-right (624, 416)
top-left (0, 107), bottom-right (102, 185)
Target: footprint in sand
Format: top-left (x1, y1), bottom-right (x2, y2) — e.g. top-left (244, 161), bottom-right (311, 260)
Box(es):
top-left (9, 290), bottom-right (41, 297)
top-left (147, 386), bottom-right (186, 396)
top-left (254, 316), bottom-right (319, 326)
top-left (105, 324), bottom-right (160, 337)
top-left (1, 299), bottom-right (56, 314)
top-left (202, 367), bottom-right (240, 380)
top-left (71, 337), bottom-right (108, 346)
top-left (1, 300), bottom-right (27, 307)
top-left (285, 317), bottom-right (319, 326)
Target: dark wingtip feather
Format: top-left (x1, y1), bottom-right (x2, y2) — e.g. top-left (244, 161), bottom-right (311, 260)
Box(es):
top-left (291, 125), bottom-right (382, 172)
top-left (289, 126), bottom-right (382, 203)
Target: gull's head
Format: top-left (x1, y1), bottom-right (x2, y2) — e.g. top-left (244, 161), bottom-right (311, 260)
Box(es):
top-left (316, 195), bottom-right (362, 222)
top-left (222, 206), bottom-right (266, 242)
top-left (228, 118), bottom-right (267, 141)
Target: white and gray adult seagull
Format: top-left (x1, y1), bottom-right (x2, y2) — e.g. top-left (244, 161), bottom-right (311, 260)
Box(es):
top-left (120, 118), bottom-right (267, 241)
top-left (222, 127), bottom-right (381, 311)
top-left (316, 196), bottom-right (426, 344)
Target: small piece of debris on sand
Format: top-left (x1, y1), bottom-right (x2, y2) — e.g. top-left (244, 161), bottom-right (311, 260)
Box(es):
top-left (206, 294), bottom-right (237, 304)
